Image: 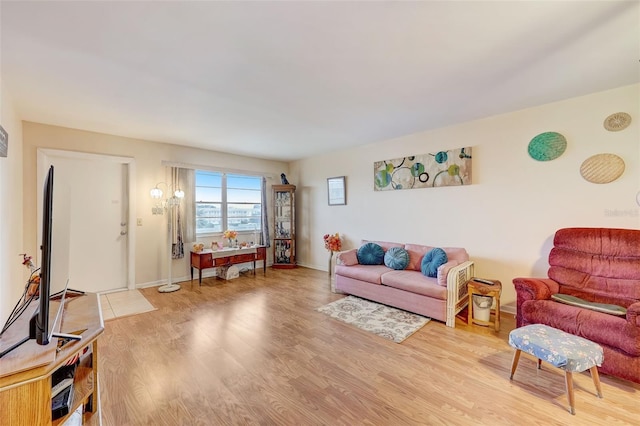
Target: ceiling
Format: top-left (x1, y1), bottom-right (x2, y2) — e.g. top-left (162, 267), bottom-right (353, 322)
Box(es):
top-left (1, 1), bottom-right (638, 161)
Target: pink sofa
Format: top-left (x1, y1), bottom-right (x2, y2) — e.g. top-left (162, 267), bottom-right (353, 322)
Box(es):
top-left (514, 228), bottom-right (640, 384)
top-left (335, 241), bottom-right (474, 327)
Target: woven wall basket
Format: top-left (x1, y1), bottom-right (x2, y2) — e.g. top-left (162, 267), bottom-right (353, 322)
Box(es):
top-left (580, 154), bottom-right (625, 184)
top-left (528, 132), bottom-right (567, 161)
top-left (603, 112), bottom-right (632, 132)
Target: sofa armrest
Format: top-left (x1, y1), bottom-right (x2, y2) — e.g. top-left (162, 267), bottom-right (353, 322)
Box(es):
top-left (437, 259), bottom-right (462, 286)
top-left (627, 302), bottom-right (640, 327)
top-left (445, 260), bottom-right (474, 327)
top-left (512, 277), bottom-right (559, 327)
top-left (513, 277), bottom-right (559, 301)
top-left (336, 249), bottom-right (358, 266)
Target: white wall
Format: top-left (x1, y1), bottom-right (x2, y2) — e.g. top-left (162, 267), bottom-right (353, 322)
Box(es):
top-left (0, 80), bottom-right (25, 326)
top-left (291, 84), bottom-right (640, 311)
top-left (22, 123), bottom-right (288, 288)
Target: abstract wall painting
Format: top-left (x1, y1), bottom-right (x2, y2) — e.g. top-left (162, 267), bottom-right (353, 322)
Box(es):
top-left (374, 147), bottom-right (472, 191)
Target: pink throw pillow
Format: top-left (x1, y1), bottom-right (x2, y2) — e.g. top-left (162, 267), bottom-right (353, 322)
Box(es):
top-left (404, 244), bottom-right (435, 271)
top-left (337, 249), bottom-right (359, 266)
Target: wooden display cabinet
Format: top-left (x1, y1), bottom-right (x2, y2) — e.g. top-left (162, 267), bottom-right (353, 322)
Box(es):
top-left (0, 293), bottom-right (103, 426)
top-left (272, 184), bottom-right (296, 268)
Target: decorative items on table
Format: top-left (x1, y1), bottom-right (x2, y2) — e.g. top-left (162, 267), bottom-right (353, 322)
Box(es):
top-left (323, 233), bottom-right (342, 277)
top-left (192, 243), bottom-right (204, 252)
top-left (223, 229), bottom-right (238, 247)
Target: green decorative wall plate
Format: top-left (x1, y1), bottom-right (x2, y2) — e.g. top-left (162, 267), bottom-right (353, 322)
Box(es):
top-left (528, 132), bottom-right (567, 161)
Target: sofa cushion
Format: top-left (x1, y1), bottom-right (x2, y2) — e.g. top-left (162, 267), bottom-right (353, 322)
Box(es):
top-left (357, 243), bottom-right (385, 265)
top-left (421, 248), bottom-right (448, 278)
top-left (384, 247), bottom-right (410, 270)
top-left (335, 264), bottom-right (390, 284)
top-left (405, 244), bottom-right (434, 271)
top-left (441, 247), bottom-right (469, 263)
top-left (405, 244), bottom-right (469, 271)
top-left (381, 270), bottom-right (447, 300)
top-left (362, 240), bottom-right (404, 251)
top-left (551, 293), bottom-right (627, 316)
top-left (337, 249), bottom-right (359, 266)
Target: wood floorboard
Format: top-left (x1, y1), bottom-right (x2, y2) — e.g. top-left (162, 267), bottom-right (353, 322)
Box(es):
top-left (90, 267), bottom-right (639, 425)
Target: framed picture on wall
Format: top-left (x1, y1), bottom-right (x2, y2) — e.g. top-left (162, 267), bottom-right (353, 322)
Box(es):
top-left (0, 125), bottom-right (8, 157)
top-left (327, 176), bottom-right (346, 206)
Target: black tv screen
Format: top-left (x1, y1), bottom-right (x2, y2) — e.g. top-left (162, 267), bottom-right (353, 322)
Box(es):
top-left (0, 165), bottom-right (65, 357)
top-left (35, 165), bottom-right (54, 345)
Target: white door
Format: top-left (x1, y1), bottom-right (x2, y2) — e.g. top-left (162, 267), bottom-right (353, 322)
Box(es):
top-left (40, 152), bottom-right (132, 293)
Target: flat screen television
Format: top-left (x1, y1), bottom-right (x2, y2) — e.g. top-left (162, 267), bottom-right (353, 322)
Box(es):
top-left (0, 165), bottom-right (78, 358)
top-left (33, 165), bottom-right (54, 345)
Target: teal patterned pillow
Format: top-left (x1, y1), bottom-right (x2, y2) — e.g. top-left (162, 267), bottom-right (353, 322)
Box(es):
top-left (421, 248), bottom-right (448, 278)
top-left (384, 247), bottom-right (409, 270)
top-left (357, 243), bottom-right (385, 265)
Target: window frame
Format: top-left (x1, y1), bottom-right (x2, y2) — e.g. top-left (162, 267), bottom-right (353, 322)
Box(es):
top-left (195, 170), bottom-right (262, 238)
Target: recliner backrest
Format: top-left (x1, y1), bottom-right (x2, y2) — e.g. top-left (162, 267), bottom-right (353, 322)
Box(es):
top-left (548, 227), bottom-right (640, 301)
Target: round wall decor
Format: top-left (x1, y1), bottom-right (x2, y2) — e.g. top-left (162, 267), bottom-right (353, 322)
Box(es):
top-left (528, 132), bottom-right (567, 161)
top-left (580, 153), bottom-right (625, 184)
top-left (603, 112), bottom-right (632, 132)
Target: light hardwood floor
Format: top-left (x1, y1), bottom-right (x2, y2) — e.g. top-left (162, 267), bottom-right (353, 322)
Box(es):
top-left (91, 267), bottom-right (639, 425)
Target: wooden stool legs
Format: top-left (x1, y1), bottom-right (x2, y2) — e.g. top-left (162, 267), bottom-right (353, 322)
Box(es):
top-left (564, 371), bottom-right (575, 415)
top-left (509, 350), bottom-right (603, 415)
top-left (590, 366), bottom-right (603, 398)
top-left (510, 349), bottom-right (521, 379)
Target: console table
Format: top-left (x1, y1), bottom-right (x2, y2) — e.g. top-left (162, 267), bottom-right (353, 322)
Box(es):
top-left (0, 293), bottom-right (103, 426)
top-left (191, 246), bottom-right (267, 285)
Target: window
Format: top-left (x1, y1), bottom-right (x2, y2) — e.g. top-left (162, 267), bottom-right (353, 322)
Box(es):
top-left (195, 171), bottom-right (262, 235)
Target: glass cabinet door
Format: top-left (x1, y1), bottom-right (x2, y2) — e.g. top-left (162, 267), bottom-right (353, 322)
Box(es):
top-left (272, 184), bottom-right (296, 268)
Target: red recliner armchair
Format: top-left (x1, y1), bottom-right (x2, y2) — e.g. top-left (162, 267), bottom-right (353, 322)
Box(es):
top-left (513, 227), bottom-right (640, 384)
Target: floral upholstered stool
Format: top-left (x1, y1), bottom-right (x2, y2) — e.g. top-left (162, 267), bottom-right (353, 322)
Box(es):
top-left (508, 324), bottom-right (604, 415)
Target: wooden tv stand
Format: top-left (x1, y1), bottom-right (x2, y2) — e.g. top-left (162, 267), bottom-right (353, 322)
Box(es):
top-left (0, 293), bottom-right (104, 426)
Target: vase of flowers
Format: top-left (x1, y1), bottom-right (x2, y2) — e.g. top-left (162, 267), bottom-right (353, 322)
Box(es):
top-left (323, 233), bottom-right (342, 277)
top-left (223, 229), bottom-right (238, 247)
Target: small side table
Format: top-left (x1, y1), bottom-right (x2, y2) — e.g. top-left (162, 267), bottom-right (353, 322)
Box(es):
top-left (467, 278), bottom-right (502, 331)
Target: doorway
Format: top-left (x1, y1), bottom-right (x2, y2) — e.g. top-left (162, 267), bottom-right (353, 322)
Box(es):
top-left (37, 149), bottom-right (136, 293)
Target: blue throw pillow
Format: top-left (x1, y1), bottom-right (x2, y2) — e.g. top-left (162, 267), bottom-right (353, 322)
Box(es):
top-left (357, 242), bottom-right (385, 265)
top-left (384, 247), bottom-right (410, 270)
top-left (421, 248), bottom-right (448, 278)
